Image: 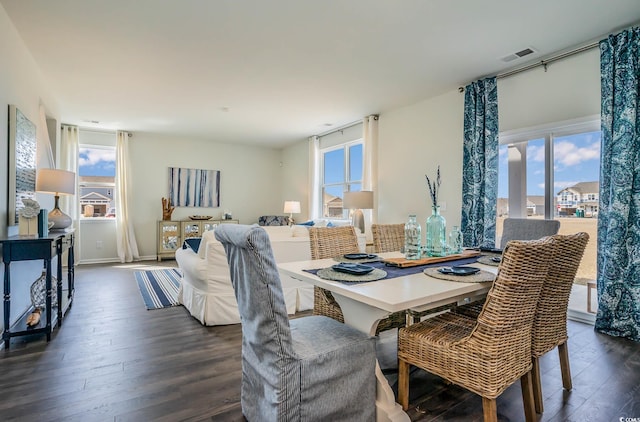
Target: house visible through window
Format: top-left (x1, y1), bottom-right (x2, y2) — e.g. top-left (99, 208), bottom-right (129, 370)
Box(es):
top-left (497, 117), bottom-right (600, 281)
top-left (79, 145), bottom-right (116, 218)
top-left (321, 141), bottom-right (363, 219)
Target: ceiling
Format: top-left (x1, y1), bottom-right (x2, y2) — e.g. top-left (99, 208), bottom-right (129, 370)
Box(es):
top-left (2, 1), bottom-right (640, 148)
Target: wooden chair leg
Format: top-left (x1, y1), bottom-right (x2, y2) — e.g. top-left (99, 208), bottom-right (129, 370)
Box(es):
top-left (397, 359), bottom-right (410, 410)
top-left (531, 357), bottom-right (544, 414)
top-left (521, 370), bottom-right (537, 422)
top-left (558, 342), bottom-right (573, 391)
top-left (481, 397), bottom-right (498, 422)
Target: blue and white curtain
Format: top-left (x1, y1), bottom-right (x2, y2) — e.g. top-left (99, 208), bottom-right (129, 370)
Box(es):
top-left (461, 77), bottom-right (499, 248)
top-left (596, 27), bottom-right (640, 342)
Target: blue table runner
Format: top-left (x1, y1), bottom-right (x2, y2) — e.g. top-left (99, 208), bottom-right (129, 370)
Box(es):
top-left (303, 256), bottom-right (480, 285)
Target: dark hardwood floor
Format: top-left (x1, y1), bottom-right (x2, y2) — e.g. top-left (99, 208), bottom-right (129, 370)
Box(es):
top-left (0, 261), bottom-right (638, 421)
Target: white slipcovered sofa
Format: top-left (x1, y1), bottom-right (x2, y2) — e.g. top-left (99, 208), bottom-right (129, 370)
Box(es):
top-left (175, 224), bottom-right (366, 325)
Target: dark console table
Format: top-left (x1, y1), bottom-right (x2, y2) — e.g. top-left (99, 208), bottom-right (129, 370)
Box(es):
top-left (0, 230), bottom-right (75, 349)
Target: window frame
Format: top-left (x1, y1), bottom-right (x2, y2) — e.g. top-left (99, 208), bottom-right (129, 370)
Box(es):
top-left (78, 143), bottom-right (117, 220)
top-left (499, 115), bottom-right (600, 219)
top-left (319, 139), bottom-right (364, 220)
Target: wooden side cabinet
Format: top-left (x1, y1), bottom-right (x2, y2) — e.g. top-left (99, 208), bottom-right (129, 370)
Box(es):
top-left (0, 230), bottom-right (75, 349)
top-left (157, 219), bottom-right (239, 260)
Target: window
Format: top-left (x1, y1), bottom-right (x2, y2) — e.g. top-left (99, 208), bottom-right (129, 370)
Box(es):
top-left (320, 141), bottom-right (363, 218)
top-left (498, 117), bottom-right (600, 281)
top-left (79, 145), bottom-right (116, 218)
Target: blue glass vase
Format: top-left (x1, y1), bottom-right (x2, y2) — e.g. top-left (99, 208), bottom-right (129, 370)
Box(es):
top-left (426, 206), bottom-right (447, 257)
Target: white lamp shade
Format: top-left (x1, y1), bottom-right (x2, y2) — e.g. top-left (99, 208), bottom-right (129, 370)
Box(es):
top-left (283, 201), bottom-right (301, 214)
top-left (343, 191), bottom-right (373, 210)
top-left (36, 168), bottom-right (76, 196)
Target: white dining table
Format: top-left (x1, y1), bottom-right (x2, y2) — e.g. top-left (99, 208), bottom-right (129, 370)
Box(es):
top-left (278, 252), bottom-right (498, 422)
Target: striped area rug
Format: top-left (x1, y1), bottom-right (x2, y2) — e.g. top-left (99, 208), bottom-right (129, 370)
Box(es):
top-left (134, 268), bottom-right (182, 310)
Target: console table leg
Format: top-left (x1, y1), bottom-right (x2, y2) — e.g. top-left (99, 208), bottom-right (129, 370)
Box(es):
top-left (3, 262), bottom-right (10, 349)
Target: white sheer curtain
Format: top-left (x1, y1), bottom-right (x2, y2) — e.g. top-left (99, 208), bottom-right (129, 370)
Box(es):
top-left (37, 104), bottom-right (54, 168)
top-left (115, 131), bottom-right (140, 262)
top-left (362, 115), bottom-right (378, 229)
top-left (60, 125), bottom-right (80, 246)
top-left (308, 135), bottom-right (320, 220)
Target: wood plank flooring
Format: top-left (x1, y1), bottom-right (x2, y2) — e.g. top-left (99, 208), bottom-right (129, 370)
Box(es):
top-left (0, 261), bottom-right (638, 421)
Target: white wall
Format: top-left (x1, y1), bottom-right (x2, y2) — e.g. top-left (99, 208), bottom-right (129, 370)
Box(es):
top-left (377, 90), bottom-right (465, 228)
top-left (127, 132), bottom-right (285, 259)
top-left (280, 139), bottom-right (310, 222)
top-left (0, 4), bottom-right (60, 327)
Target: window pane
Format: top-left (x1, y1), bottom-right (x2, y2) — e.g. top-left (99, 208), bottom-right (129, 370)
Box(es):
top-left (349, 144), bottom-right (363, 182)
top-left (323, 149), bottom-right (345, 184)
top-left (322, 185), bottom-right (344, 218)
top-left (554, 131), bottom-right (600, 282)
top-left (79, 146), bottom-right (116, 218)
top-left (526, 138), bottom-right (545, 217)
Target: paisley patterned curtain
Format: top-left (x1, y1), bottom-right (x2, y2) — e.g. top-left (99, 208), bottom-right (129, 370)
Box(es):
top-left (596, 27), bottom-right (640, 342)
top-left (461, 77), bottom-right (499, 248)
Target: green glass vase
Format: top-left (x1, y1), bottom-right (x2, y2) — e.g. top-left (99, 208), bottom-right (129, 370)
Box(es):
top-left (426, 205), bottom-right (447, 257)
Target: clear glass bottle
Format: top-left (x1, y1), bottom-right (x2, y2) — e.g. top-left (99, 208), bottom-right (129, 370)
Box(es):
top-left (449, 225), bottom-right (463, 255)
top-left (426, 206), bottom-right (447, 257)
top-left (404, 215), bottom-right (422, 260)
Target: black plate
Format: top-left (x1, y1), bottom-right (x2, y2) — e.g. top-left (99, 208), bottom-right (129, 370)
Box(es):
top-left (479, 247), bottom-right (503, 254)
top-left (343, 253), bottom-right (378, 260)
top-left (332, 263), bottom-right (375, 275)
top-left (438, 266), bottom-right (481, 276)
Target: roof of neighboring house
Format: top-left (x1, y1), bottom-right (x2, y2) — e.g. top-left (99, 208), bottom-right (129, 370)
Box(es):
top-left (557, 181), bottom-right (599, 196)
top-left (80, 192), bottom-right (111, 201)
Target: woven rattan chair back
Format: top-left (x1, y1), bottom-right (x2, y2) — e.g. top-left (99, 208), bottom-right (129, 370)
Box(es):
top-left (530, 232), bottom-right (589, 413)
top-left (309, 226), bottom-right (360, 260)
top-left (532, 232), bottom-right (589, 356)
top-left (308, 227), bottom-right (360, 324)
top-left (308, 226), bottom-right (406, 333)
top-left (466, 237), bottom-right (556, 395)
top-left (371, 223), bottom-right (405, 253)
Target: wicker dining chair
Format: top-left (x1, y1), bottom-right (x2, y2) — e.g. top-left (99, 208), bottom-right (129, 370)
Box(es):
top-left (453, 232), bottom-right (590, 414)
top-left (530, 232), bottom-right (589, 413)
top-left (397, 237), bottom-right (557, 422)
top-left (309, 226), bottom-right (405, 334)
top-left (371, 223), bottom-right (405, 253)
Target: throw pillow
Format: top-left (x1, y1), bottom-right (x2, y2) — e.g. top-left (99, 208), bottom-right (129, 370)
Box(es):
top-left (298, 220), bottom-right (315, 226)
top-left (183, 238), bottom-right (202, 253)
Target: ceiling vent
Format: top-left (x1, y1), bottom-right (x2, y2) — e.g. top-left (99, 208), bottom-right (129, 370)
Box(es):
top-left (501, 47), bottom-right (537, 63)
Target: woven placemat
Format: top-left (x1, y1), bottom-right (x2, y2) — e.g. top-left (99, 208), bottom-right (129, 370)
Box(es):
top-left (317, 267), bottom-right (387, 282)
top-left (477, 255), bottom-right (501, 266)
top-left (424, 267), bottom-right (495, 283)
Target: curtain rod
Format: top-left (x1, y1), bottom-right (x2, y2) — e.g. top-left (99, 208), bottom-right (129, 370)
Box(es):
top-left (316, 115), bottom-right (378, 138)
top-left (76, 127), bottom-right (132, 137)
top-left (496, 41), bottom-right (599, 79)
top-left (316, 119), bottom-right (363, 138)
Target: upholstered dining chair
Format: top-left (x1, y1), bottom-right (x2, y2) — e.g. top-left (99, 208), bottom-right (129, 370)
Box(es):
top-left (397, 236), bottom-right (557, 422)
top-left (371, 223), bottom-right (405, 253)
top-left (309, 226), bottom-right (405, 334)
top-left (215, 224), bottom-right (377, 421)
top-left (499, 217), bottom-right (560, 248)
top-left (454, 232), bottom-right (590, 414)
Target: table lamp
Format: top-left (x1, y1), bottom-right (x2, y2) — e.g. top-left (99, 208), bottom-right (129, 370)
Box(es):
top-left (343, 191), bottom-right (373, 235)
top-left (283, 201), bottom-right (301, 226)
top-left (36, 168), bottom-right (76, 230)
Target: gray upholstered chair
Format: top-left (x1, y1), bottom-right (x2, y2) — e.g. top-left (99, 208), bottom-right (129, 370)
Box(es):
top-left (499, 218), bottom-right (560, 248)
top-left (215, 224), bottom-right (376, 421)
